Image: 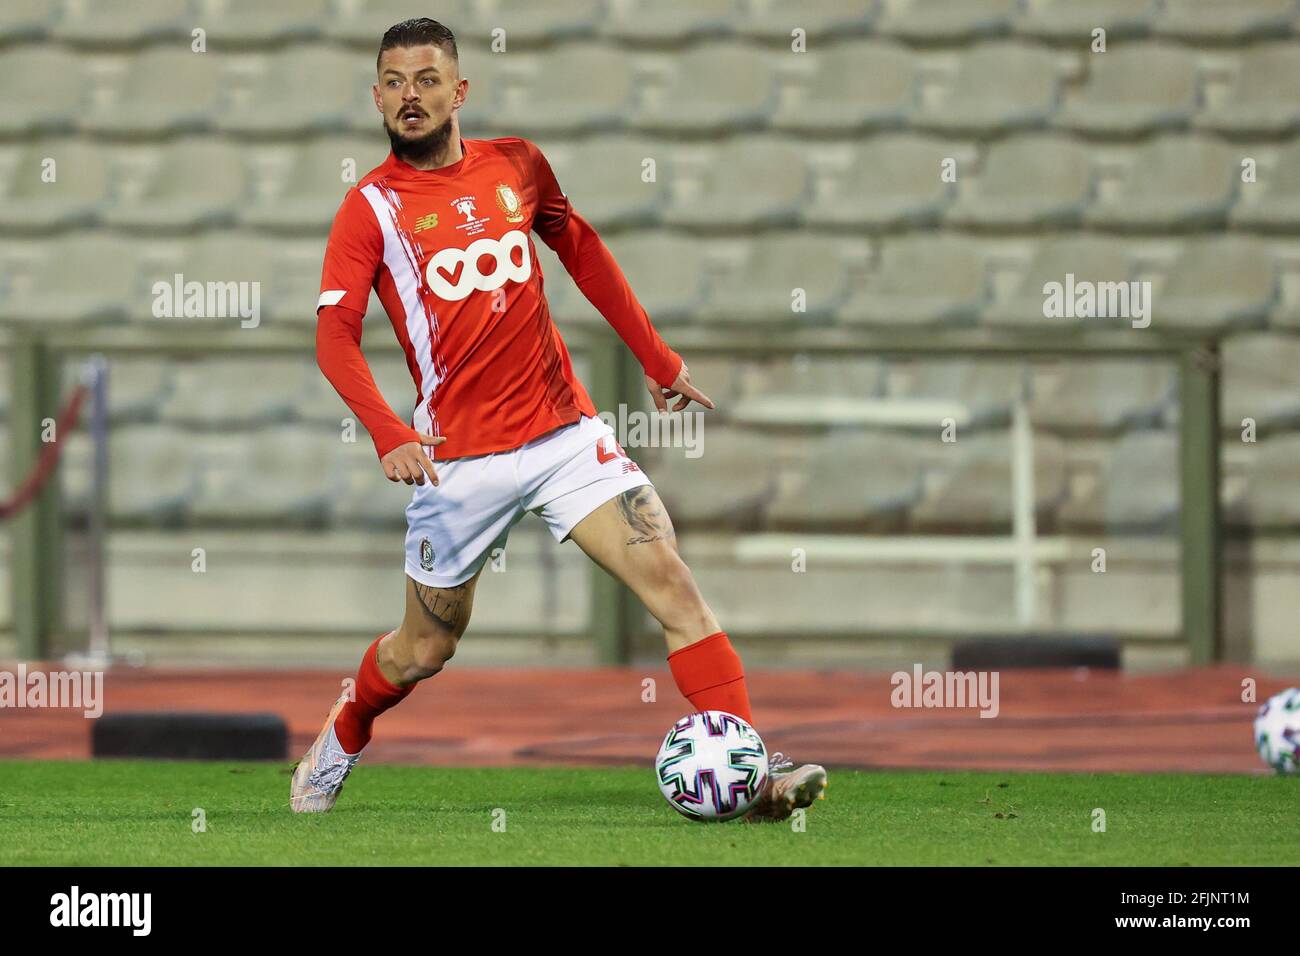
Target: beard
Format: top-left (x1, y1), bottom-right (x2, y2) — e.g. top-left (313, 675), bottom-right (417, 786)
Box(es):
top-left (385, 112), bottom-right (455, 166)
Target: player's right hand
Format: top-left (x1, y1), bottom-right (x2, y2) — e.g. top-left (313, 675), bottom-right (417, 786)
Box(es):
top-left (381, 433), bottom-right (445, 486)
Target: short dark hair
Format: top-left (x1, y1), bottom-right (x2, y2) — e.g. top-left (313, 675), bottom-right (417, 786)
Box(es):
top-left (377, 18), bottom-right (458, 73)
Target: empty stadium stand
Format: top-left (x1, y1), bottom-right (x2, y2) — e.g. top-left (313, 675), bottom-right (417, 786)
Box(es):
top-left (1, 0), bottom-right (1298, 667)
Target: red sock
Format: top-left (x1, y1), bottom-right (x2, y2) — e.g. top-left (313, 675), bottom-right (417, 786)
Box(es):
top-left (667, 631), bottom-right (753, 725)
top-left (333, 634), bottom-right (415, 754)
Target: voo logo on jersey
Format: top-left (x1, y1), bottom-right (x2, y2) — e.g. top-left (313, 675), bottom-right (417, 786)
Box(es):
top-left (426, 229), bottom-right (531, 301)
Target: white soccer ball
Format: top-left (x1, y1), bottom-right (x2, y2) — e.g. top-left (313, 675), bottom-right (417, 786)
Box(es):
top-left (1254, 687), bottom-right (1300, 774)
top-left (654, 710), bottom-right (768, 821)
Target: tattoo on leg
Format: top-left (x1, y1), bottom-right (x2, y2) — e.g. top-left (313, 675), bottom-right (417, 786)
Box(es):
top-left (413, 580), bottom-right (470, 630)
top-left (616, 487), bottom-right (675, 546)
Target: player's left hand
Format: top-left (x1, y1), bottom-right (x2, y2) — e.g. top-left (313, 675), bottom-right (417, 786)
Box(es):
top-left (645, 362), bottom-right (715, 413)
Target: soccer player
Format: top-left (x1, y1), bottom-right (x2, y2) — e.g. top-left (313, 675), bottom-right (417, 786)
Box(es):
top-left (295, 18), bottom-right (826, 820)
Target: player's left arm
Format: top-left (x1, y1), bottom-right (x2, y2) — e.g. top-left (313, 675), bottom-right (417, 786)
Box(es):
top-left (523, 140), bottom-right (714, 413)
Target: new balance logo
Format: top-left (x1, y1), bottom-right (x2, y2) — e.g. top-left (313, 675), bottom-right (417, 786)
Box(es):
top-left (596, 437), bottom-right (640, 473)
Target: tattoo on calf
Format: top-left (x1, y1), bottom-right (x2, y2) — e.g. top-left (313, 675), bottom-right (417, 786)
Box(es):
top-left (616, 486), bottom-right (675, 546)
top-left (414, 580), bottom-right (470, 629)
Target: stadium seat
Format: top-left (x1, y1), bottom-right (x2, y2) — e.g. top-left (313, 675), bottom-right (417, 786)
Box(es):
top-left (876, 0), bottom-right (1017, 41)
top-left (946, 135), bottom-right (1094, 230)
top-left (1059, 429), bottom-right (1179, 531)
top-left (0, 138), bottom-right (111, 233)
top-left (1153, 0), bottom-right (1296, 41)
top-left (740, 0), bottom-right (879, 40)
top-left (530, 240), bottom-right (601, 325)
top-left (1029, 360), bottom-right (1175, 433)
top-left (52, 0), bottom-right (192, 46)
top-left (63, 357), bottom-right (176, 424)
top-left (910, 431), bottom-right (1069, 532)
top-left (629, 44), bottom-right (776, 134)
top-left (803, 135), bottom-right (956, 230)
top-left (467, 0), bottom-right (603, 46)
top-left (1220, 335), bottom-right (1300, 435)
top-left (1055, 44), bottom-right (1201, 136)
top-left (599, 233), bottom-right (710, 324)
top-left (1238, 435), bottom-right (1300, 529)
top-left (700, 235), bottom-right (857, 324)
top-left (268, 240), bottom-right (340, 325)
top-left (982, 235), bottom-right (1136, 328)
top-left (911, 43), bottom-right (1062, 135)
top-left (734, 355), bottom-right (886, 403)
top-left (239, 135), bottom-right (387, 233)
top-left (216, 47), bottom-right (360, 136)
top-left (1085, 135), bottom-right (1235, 231)
top-left (102, 137), bottom-right (247, 232)
top-left (331, 446), bottom-right (417, 529)
top-left (0, 47), bottom-right (85, 135)
top-left (0, 236), bottom-right (137, 324)
top-left (767, 431), bottom-right (925, 529)
top-left (80, 48), bottom-right (222, 136)
top-left (165, 229), bottom-right (276, 310)
top-left (487, 44), bottom-right (634, 135)
top-left (600, 0), bottom-right (740, 44)
top-left (106, 425), bottom-right (202, 525)
top-left (541, 136), bottom-right (669, 229)
top-left (1231, 142), bottom-right (1300, 232)
top-left (1156, 238), bottom-right (1276, 331)
top-left (1014, 0), bottom-right (1157, 41)
top-left (195, 0), bottom-right (328, 45)
top-left (159, 358), bottom-right (315, 428)
top-left (188, 426), bottom-right (342, 525)
top-left (882, 358), bottom-right (1027, 428)
top-left (293, 353), bottom-right (415, 428)
top-left (770, 40), bottom-right (919, 134)
top-left (1196, 45), bottom-right (1300, 136)
top-left (0, 0), bottom-right (60, 43)
top-left (839, 236), bottom-right (988, 327)
top-left (661, 137), bottom-right (810, 230)
top-left (326, 0), bottom-right (476, 45)
top-left (444, 50), bottom-right (513, 137)
top-left (648, 426), bottom-right (778, 526)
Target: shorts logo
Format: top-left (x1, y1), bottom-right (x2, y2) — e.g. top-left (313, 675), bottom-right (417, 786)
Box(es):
top-left (425, 229), bottom-right (531, 301)
top-left (596, 436), bottom-right (640, 474)
top-left (419, 537), bottom-right (435, 572)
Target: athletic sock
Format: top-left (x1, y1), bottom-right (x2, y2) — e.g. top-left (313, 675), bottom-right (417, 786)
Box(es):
top-left (667, 631), bottom-right (753, 725)
top-left (333, 633), bottom-right (415, 754)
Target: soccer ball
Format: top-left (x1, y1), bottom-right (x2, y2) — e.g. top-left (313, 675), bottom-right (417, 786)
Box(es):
top-left (1253, 687), bottom-right (1300, 773)
top-left (654, 710), bottom-right (768, 821)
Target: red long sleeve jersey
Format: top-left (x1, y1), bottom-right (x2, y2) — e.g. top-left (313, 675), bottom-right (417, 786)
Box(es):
top-left (316, 136), bottom-right (682, 461)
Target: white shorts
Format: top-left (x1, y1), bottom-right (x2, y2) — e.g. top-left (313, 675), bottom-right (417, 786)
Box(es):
top-left (404, 415), bottom-right (652, 588)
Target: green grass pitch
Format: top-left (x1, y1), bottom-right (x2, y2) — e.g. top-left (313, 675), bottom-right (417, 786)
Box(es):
top-left (1, 760), bottom-right (1296, 866)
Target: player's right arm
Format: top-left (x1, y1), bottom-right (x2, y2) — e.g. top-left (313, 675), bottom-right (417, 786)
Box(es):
top-left (316, 189), bottom-right (443, 485)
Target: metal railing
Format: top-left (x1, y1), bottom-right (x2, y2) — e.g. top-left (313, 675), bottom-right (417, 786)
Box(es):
top-left (2, 321), bottom-right (1223, 664)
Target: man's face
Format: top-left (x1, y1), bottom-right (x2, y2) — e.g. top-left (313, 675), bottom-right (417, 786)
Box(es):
top-left (373, 44), bottom-right (466, 144)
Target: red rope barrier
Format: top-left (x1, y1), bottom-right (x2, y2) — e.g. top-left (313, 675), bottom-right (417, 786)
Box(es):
top-left (0, 384), bottom-right (90, 520)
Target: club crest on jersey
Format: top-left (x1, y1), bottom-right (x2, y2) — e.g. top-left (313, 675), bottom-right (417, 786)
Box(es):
top-left (419, 537), bottom-right (435, 572)
top-left (495, 183), bottom-right (525, 223)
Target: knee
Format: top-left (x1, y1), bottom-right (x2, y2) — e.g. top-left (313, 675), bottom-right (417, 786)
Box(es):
top-left (387, 627), bottom-right (458, 683)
